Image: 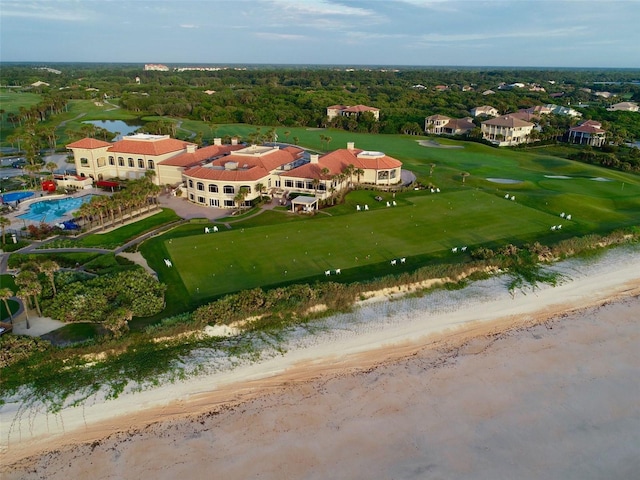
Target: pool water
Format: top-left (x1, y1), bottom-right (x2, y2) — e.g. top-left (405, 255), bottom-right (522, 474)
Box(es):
top-left (19, 195), bottom-right (95, 223)
top-left (1, 191), bottom-right (34, 203)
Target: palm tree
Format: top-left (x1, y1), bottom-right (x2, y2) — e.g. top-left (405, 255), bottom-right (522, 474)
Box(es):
top-left (0, 216), bottom-right (10, 245)
top-left (38, 260), bottom-right (59, 297)
top-left (16, 290), bottom-right (31, 329)
top-left (234, 187), bottom-right (249, 213)
top-left (343, 164), bottom-right (355, 186)
top-left (255, 182), bottom-right (265, 199)
top-left (354, 167), bottom-right (364, 185)
top-left (312, 178), bottom-right (320, 196)
top-left (0, 287), bottom-right (15, 324)
top-left (46, 161), bottom-right (58, 179)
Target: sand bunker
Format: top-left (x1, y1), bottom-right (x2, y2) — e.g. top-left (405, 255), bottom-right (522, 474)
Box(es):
top-left (591, 177), bottom-right (612, 182)
top-left (544, 175), bottom-right (572, 179)
top-left (417, 140), bottom-right (464, 149)
top-left (486, 178), bottom-right (522, 184)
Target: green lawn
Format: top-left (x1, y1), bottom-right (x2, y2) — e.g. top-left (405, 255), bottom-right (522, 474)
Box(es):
top-left (163, 190), bottom-right (568, 299)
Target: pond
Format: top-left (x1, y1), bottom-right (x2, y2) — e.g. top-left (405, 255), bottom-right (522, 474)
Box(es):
top-left (83, 120), bottom-right (144, 141)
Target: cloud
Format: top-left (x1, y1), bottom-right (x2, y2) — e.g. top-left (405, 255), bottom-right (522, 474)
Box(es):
top-left (179, 24), bottom-right (199, 29)
top-left (418, 26), bottom-right (588, 43)
top-left (255, 32), bottom-right (307, 40)
top-left (268, 0), bottom-right (376, 17)
top-left (396, 0), bottom-right (458, 11)
top-left (1, 1), bottom-right (89, 21)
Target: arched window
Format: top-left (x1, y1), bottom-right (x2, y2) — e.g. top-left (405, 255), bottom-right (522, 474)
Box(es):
top-left (197, 182), bottom-right (204, 191)
top-left (118, 157), bottom-right (124, 166)
top-left (240, 185), bottom-right (251, 193)
top-left (223, 185), bottom-right (234, 194)
top-left (148, 159), bottom-right (155, 169)
top-left (128, 158), bottom-right (134, 168)
top-left (80, 157), bottom-right (89, 165)
top-left (208, 184), bottom-right (218, 193)
top-left (109, 156), bottom-right (115, 165)
top-left (188, 179), bottom-right (194, 188)
top-left (138, 159), bottom-right (144, 168)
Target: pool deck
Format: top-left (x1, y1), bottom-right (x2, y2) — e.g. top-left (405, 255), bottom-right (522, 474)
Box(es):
top-left (2, 189), bottom-right (107, 230)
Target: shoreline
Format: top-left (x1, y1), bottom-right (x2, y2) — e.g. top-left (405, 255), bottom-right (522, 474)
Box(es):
top-left (2, 247), bottom-right (639, 473)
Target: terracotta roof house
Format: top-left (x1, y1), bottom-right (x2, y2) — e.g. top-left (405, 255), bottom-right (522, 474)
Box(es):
top-left (607, 101), bottom-right (639, 112)
top-left (567, 120), bottom-right (606, 147)
top-left (425, 115), bottom-right (475, 136)
top-left (525, 105), bottom-right (553, 115)
top-left (182, 142), bottom-right (402, 209)
top-left (327, 104), bottom-right (380, 121)
top-left (470, 105), bottom-right (499, 117)
top-left (69, 134), bottom-right (403, 210)
top-left (481, 115), bottom-right (534, 146)
top-left (67, 133), bottom-right (196, 184)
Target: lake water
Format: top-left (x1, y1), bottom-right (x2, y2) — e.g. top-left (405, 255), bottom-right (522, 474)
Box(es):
top-left (83, 120), bottom-right (143, 140)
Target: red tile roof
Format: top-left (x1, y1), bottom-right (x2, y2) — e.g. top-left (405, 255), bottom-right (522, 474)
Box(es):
top-left (184, 165), bottom-right (269, 182)
top-left (570, 124), bottom-right (605, 134)
top-left (183, 147), bottom-right (300, 181)
top-left (482, 115), bottom-right (534, 128)
top-left (343, 104), bottom-right (379, 113)
top-left (66, 138), bottom-right (112, 149)
top-left (282, 148), bottom-right (401, 179)
top-left (158, 144), bottom-right (244, 167)
top-left (108, 138), bottom-right (193, 156)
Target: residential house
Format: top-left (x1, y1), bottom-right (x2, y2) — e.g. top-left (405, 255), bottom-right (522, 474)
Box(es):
top-left (567, 120), bottom-right (606, 147)
top-left (548, 104), bottom-right (582, 118)
top-left (607, 102), bottom-right (639, 112)
top-left (326, 104), bottom-right (380, 121)
top-left (470, 105), bottom-right (499, 117)
top-left (481, 115), bottom-right (534, 146)
top-left (425, 115), bottom-right (475, 136)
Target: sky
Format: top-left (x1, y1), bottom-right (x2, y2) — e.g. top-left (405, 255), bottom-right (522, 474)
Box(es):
top-left (1, 0), bottom-right (639, 68)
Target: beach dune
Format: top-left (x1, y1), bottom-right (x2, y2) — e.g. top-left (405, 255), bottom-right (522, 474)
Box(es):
top-left (2, 248), bottom-right (639, 479)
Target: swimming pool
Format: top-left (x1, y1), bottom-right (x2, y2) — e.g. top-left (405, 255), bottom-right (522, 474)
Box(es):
top-left (0, 191), bottom-right (34, 203)
top-left (18, 195), bottom-right (95, 223)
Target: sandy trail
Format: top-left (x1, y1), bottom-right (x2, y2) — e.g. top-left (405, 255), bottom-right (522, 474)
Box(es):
top-left (1, 248), bottom-right (639, 479)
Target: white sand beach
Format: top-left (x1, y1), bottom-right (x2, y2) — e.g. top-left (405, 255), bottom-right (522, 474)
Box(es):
top-left (1, 247), bottom-right (639, 479)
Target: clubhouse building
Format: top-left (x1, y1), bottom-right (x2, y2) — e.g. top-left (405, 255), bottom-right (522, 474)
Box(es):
top-left (67, 135), bottom-right (403, 209)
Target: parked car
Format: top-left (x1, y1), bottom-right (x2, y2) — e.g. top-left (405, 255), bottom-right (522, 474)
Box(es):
top-left (12, 159), bottom-right (27, 168)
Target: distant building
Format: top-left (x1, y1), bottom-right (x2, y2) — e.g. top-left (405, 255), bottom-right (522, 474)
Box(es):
top-left (567, 120), bottom-right (606, 147)
top-left (481, 115), bottom-right (534, 146)
top-left (548, 104), bottom-right (582, 118)
top-left (326, 104), bottom-right (380, 121)
top-left (470, 105), bottom-right (499, 117)
top-left (425, 115), bottom-right (475, 136)
top-left (144, 64), bottom-right (169, 71)
top-left (607, 101), bottom-right (639, 112)
top-left (594, 91), bottom-right (614, 99)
